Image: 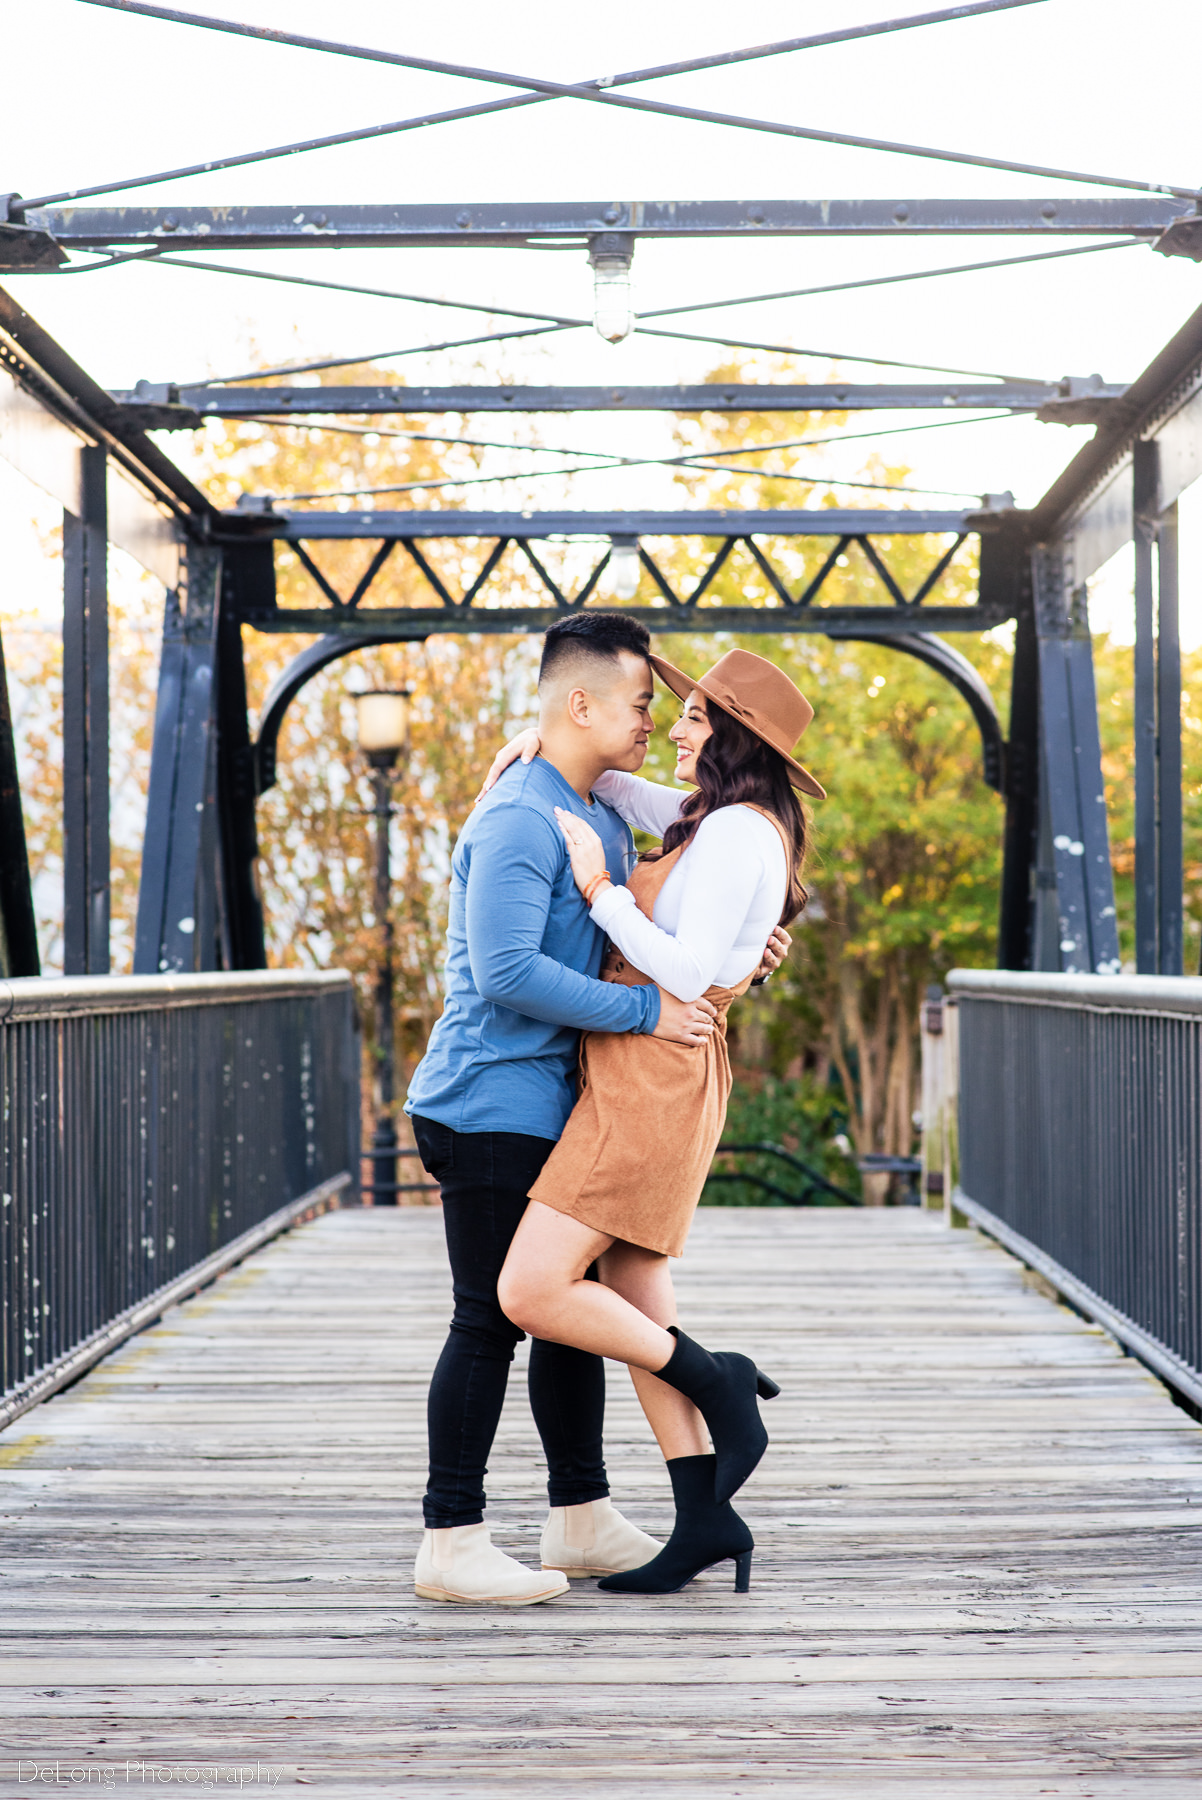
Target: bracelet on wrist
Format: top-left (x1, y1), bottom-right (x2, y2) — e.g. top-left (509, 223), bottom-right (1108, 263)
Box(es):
top-left (582, 872), bottom-right (612, 907)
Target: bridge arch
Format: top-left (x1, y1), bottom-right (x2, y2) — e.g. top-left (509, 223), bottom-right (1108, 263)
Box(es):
top-left (251, 622), bottom-right (1006, 804)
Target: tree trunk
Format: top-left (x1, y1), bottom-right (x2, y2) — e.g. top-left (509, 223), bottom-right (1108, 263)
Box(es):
top-left (826, 952), bottom-right (919, 1205)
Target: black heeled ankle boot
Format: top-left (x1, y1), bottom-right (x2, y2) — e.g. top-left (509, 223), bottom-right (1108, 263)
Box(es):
top-left (654, 1327), bottom-right (780, 1505)
top-left (597, 1455), bottom-right (754, 1594)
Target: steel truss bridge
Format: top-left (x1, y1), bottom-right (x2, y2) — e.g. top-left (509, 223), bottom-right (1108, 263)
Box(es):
top-left (2, 221), bottom-right (1198, 987)
top-left (3, 7), bottom-right (1202, 1781)
top-left (0, 3), bottom-right (1198, 989)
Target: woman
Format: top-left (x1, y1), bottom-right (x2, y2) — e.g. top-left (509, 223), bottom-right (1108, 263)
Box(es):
top-left (489, 647), bottom-right (824, 1595)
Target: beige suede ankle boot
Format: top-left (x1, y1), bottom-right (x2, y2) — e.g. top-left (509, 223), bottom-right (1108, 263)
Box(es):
top-left (414, 1523), bottom-right (570, 1605)
top-left (540, 1499), bottom-right (662, 1578)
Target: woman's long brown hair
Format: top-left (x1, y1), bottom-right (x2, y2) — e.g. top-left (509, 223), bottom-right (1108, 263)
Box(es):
top-left (657, 700), bottom-right (809, 925)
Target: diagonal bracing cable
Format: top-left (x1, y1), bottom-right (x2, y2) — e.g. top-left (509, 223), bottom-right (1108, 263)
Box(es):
top-left (182, 268), bottom-right (1057, 386)
top-left (48, 247), bottom-right (168, 275)
top-left (242, 420), bottom-right (640, 460)
top-left (676, 412), bottom-right (1019, 455)
top-left (57, 240), bottom-right (1140, 392)
top-left (638, 238), bottom-right (1149, 319)
top-left (92, 236), bottom-right (1142, 329)
top-left (32, 2), bottom-right (1047, 210)
top-left (236, 413), bottom-right (1015, 503)
top-left (189, 321), bottom-right (1042, 388)
top-left (183, 324), bottom-right (566, 387)
top-left (238, 409), bottom-right (1017, 463)
top-left (640, 327), bottom-right (1038, 383)
top-left (40, 1), bottom-right (1198, 206)
top-left (270, 462), bottom-right (985, 504)
top-left (234, 416), bottom-right (1011, 472)
top-left (74, 0), bottom-right (1046, 85)
top-left (140, 252), bottom-right (587, 319)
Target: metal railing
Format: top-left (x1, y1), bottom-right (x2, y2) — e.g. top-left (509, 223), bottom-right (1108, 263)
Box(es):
top-left (708, 1141), bottom-right (863, 1206)
top-left (361, 1143), bottom-right (439, 1201)
top-left (949, 968), bottom-right (1202, 1410)
top-left (0, 970), bottom-right (358, 1428)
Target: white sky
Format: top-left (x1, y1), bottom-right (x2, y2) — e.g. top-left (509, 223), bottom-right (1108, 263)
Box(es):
top-left (3, 0), bottom-right (1202, 639)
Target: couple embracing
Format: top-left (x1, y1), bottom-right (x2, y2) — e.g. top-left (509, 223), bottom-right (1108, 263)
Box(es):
top-left (405, 612), bottom-right (824, 1605)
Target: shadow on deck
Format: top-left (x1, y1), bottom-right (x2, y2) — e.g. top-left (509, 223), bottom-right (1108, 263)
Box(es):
top-left (2, 1207), bottom-right (1201, 1796)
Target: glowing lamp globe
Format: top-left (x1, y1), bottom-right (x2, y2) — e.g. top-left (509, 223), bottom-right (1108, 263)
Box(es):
top-left (353, 689), bottom-right (411, 761)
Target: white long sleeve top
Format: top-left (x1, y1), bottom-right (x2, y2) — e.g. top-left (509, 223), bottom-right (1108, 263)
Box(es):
top-left (589, 770), bottom-right (788, 1002)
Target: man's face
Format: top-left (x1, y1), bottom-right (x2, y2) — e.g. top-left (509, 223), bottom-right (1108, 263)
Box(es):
top-left (583, 650), bottom-right (655, 772)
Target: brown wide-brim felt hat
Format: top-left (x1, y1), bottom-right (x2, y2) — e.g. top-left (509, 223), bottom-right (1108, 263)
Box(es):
top-left (648, 647), bottom-right (826, 800)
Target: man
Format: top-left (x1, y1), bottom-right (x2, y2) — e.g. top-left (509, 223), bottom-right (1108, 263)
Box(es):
top-left (405, 613), bottom-right (773, 1605)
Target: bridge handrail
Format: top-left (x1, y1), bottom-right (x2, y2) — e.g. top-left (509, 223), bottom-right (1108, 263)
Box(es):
top-left (948, 966), bottom-right (1202, 1411)
top-left (950, 967), bottom-right (1202, 1016)
top-left (0, 970), bottom-right (358, 1431)
top-left (0, 967), bottom-right (353, 1017)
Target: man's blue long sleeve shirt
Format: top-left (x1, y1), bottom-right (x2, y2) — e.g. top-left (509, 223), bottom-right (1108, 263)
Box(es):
top-left (405, 756), bottom-right (661, 1140)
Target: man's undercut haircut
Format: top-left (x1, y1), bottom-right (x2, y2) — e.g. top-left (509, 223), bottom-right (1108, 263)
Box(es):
top-left (539, 612), bottom-right (652, 690)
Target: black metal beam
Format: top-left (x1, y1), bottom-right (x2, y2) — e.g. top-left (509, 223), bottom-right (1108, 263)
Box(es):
top-left (230, 511), bottom-right (1000, 637)
top-left (0, 213), bottom-right (65, 272)
top-left (252, 631), bottom-right (409, 796)
top-left (62, 446), bottom-right (109, 976)
top-left (0, 285), bottom-right (213, 525)
top-left (828, 629), bottom-right (1004, 791)
top-left (237, 606), bottom-right (1013, 638)
top-left (133, 545), bottom-right (224, 974)
top-left (21, 197), bottom-right (1183, 257)
top-left (1157, 504), bottom-right (1184, 977)
top-left (1131, 440), bottom-right (1184, 979)
top-left (213, 547), bottom-right (267, 969)
top-left (117, 378), bottom-right (1121, 429)
top-left (1133, 440), bottom-right (1159, 973)
top-left (230, 506), bottom-right (986, 540)
top-left (1030, 297), bottom-right (1202, 541)
top-left (1030, 548), bottom-right (1119, 977)
top-left (0, 622), bottom-right (39, 978)
top-left (997, 580), bottom-right (1040, 969)
top-left (1021, 303), bottom-right (1202, 982)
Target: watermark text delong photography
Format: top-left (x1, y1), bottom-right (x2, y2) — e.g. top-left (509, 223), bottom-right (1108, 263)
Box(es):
top-left (16, 1765), bottom-right (284, 1791)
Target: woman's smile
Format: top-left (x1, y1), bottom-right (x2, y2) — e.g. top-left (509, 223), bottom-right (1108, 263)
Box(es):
top-left (668, 690), bottom-right (713, 784)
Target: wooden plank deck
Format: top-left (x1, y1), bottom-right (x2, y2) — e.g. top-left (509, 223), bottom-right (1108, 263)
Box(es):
top-left (2, 1206), bottom-right (1201, 1797)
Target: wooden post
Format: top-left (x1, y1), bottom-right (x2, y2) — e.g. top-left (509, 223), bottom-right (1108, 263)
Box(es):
top-left (920, 989), bottom-right (963, 1224)
top-left (919, 988), bottom-right (945, 1211)
top-left (943, 997), bottom-right (964, 1226)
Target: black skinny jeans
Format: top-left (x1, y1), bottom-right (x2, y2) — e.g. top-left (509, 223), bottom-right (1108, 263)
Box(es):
top-left (411, 1115), bottom-right (609, 1528)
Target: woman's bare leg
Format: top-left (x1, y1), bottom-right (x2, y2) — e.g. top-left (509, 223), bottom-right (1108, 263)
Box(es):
top-left (498, 1202), bottom-right (676, 1371)
top-left (597, 1242), bottom-right (709, 1460)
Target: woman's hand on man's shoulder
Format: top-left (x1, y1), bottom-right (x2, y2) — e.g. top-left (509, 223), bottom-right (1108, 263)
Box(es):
top-left (476, 727), bottom-right (541, 802)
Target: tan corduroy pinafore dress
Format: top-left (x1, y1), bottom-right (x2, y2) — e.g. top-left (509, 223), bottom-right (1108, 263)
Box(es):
top-left (528, 805), bottom-right (791, 1258)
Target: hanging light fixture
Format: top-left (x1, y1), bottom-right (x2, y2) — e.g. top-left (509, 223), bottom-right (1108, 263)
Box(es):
top-left (588, 232), bottom-right (635, 344)
top-left (604, 537), bottom-right (641, 600)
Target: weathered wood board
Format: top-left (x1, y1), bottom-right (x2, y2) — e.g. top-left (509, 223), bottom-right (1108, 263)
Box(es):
top-left (2, 1206), bottom-right (1201, 1796)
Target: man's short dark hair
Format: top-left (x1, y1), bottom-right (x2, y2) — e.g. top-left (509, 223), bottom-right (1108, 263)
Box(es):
top-left (538, 612), bottom-right (652, 686)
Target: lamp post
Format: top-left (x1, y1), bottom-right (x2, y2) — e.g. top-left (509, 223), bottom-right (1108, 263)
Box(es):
top-left (352, 688), bottom-right (412, 1205)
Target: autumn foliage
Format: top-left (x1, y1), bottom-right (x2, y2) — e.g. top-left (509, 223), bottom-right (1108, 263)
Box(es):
top-left (4, 356), bottom-right (1201, 1183)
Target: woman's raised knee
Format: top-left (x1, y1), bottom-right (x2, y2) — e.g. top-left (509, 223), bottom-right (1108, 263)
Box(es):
top-left (496, 1261), bottom-right (546, 1334)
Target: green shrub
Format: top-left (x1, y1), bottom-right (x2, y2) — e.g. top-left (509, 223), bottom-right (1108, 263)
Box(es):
top-left (705, 1076), bottom-right (862, 1207)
